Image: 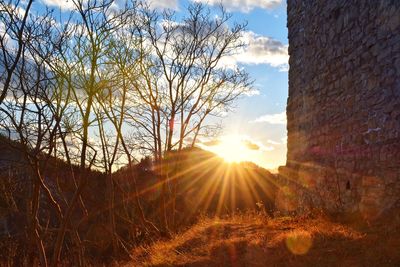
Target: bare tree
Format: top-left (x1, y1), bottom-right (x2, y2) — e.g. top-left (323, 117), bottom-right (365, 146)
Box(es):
top-left (129, 2), bottom-right (252, 229)
top-left (0, 8), bottom-right (69, 266)
top-left (0, 0), bottom-right (34, 105)
top-left (94, 30), bottom-right (161, 237)
top-left (0, 0), bottom-right (254, 263)
top-left (50, 1), bottom-right (138, 264)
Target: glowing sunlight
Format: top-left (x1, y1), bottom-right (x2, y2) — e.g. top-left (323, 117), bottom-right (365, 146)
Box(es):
top-left (206, 135), bottom-right (259, 163)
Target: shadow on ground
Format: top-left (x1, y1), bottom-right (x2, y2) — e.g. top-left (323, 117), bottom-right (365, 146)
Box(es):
top-left (126, 211), bottom-right (400, 267)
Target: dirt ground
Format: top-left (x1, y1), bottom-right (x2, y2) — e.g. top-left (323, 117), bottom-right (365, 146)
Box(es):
top-left (126, 211), bottom-right (400, 267)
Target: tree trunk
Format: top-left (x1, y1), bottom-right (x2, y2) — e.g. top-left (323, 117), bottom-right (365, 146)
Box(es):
top-left (51, 171), bottom-right (87, 267)
top-left (28, 178), bottom-right (47, 267)
top-left (107, 171), bottom-right (117, 254)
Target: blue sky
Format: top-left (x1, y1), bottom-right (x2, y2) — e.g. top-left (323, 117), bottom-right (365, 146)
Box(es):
top-left (32, 0), bottom-right (289, 170)
top-left (185, 0), bottom-right (289, 170)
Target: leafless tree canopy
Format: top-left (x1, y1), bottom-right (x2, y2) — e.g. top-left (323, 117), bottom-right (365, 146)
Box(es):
top-left (0, 0), bottom-right (252, 265)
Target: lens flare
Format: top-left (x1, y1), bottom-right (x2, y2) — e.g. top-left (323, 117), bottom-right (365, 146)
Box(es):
top-left (285, 230), bottom-right (313, 255)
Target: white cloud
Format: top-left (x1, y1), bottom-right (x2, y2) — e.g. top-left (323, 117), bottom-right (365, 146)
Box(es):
top-left (238, 31), bottom-right (288, 70)
top-left (240, 136), bottom-right (275, 152)
top-left (267, 139), bottom-right (280, 145)
top-left (219, 31), bottom-right (288, 71)
top-left (250, 111), bottom-right (286, 124)
top-left (243, 88), bottom-right (260, 97)
top-left (192, 0), bottom-right (282, 13)
top-left (40, 0), bottom-right (140, 11)
top-left (145, 0), bottom-right (179, 10)
top-left (41, 0), bottom-right (75, 10)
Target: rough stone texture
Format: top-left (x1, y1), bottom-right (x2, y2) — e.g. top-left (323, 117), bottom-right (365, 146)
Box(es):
top-left (282, 0), bottom-right (400, 219)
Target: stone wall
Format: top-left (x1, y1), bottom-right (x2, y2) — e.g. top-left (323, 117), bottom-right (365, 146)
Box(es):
top-left (282, 0), bottom-right (400, 219)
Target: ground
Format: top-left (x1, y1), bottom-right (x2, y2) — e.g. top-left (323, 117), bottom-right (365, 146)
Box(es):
top-left (125, 211), bottom-right (400, 267)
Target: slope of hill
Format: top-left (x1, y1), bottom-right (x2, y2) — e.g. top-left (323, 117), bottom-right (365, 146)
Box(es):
top-left (2, 135), bottom-right (400, 266)
top-left (114, 147), bottom-right (279, 228)
top-left (0, 136), bottom-right (280, 264)
top-left (127, 211), bottom-right (400, 267)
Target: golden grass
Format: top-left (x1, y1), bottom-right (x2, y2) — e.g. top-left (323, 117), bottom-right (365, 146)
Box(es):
top-left (121, 211), bottom-right (400, 267)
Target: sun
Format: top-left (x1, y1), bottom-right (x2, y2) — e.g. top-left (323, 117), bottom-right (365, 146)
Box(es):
top-left (210, 135), bottom-right (254, 163)
top-left (200, 134), bottom-right (282, 169)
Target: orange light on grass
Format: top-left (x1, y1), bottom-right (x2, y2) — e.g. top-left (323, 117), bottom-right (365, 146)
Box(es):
top-left (285, 230), bottom-right (313, 255)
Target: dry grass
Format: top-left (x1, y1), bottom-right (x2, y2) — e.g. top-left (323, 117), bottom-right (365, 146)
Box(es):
top-left (125, 211), bottom-right (400, 267)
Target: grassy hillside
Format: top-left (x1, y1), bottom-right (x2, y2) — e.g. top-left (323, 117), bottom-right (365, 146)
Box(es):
top-left (115, 147), bottom-right (279, 229)
top-left (2, 137), bottom-right (400, 266)
top-left (0, 137), bottom-right (279, 264)
top-left (128, 211), bottom-right (400, 267)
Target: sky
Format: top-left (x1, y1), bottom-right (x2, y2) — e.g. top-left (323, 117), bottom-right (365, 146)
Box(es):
top-left (187, 0), bottom-right (289, 170)
top-left (31, 0), bottom-right (289, 171)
